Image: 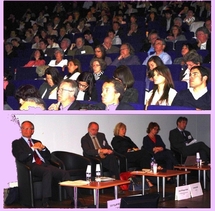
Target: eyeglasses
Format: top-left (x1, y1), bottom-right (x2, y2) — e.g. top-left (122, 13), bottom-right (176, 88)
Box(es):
top-left (78, 83), bottom-right (88, 89)
top-left (58, 88), bottom-right (73, 92)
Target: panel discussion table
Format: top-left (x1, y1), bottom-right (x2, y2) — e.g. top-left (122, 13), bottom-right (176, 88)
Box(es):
top-left (131, 169), bottom-right (190, 198)
top-left (60, 179), bottom-right (130, 208)
top-left (174, 165), bottom-right (211, 189)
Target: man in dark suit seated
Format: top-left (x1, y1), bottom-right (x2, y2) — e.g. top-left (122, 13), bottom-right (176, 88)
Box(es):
top-left (12, 121), bottom-right (75, 207)
top-left (81, 122), bottom-right (120, 179)
top-left (96, 79), bottom-right (134, 110)
top-left (48, 79), bottom-right (81, 110)
top-left (169, 116), bottom-right (210, 164)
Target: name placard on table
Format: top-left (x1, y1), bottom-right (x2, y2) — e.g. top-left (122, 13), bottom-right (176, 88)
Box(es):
top-left (175, 182), bottom-right (203, 200)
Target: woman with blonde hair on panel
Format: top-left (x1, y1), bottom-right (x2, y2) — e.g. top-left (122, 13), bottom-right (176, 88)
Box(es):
top-left (111, 122), bottom-right (154, 187)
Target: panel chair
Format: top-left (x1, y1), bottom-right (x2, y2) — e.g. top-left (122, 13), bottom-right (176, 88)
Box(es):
top-left (51, 151), bottom-right (92, 198)
top-left (15, 158), bottom-right (62, 208)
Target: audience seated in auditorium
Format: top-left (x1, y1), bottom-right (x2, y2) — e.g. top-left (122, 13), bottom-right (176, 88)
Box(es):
top-left (111, 43), bottom-right (140, 67)
top-left (63, 58), bottom-right (81, 80)
top-left (173, 43), bottom-right (194, 65)
top-left (31, 34), bottom-right (41, 49)
top-left (145, 65), bottom-right (177, 110)
top-left (48, 48), bottom-right (68, 68)
top-left (15, 84), bottom-right (41, 109)
top-left (39, 67), bottom-right (62, 100)
top-left (142, 38), bottom-right (172, 65)
top-left (103, 37), bottom-right (119, 54)
top-left (39, 39), bottom-right (55, 58)
top-left (48, 79), bottom-right (81, 111)
top-left (145, 56), bottom-right (164, 91)
top-left (67, 37), bottom-right (94, 57)
top-left (95, 79), bottom-right (134, 110)
top-left (107, 29), bottom-right (122, 46)
top-left (23, 49), bottom-right (46, 67)
top-left (172, 65), bottom-right (211, 110)
top-left (90, 58), bottom-right (108, 81)
top-left (19, 97), bottom-right (46, 111)
top-left (4, 42), bottom-right (18, 59)
top-left (93, 44), bottom-right (112, 66)
top-left (76, 72), bottom-right (98, 101)
top-left (113, 65), bottom-right (138, 103)
top-left (180, 50), bottom-right (202, 84)
top-left (59, 38), bottom-right (71, 55)
top-left (140, 30), bottom-right (159, 56)
top-left (83, 30), bottom-right (100, 49)
top-left (165, 25), bottom-right (187, 43)
top-left (192, 26), bottom-right (211, 63)
top-left (46, 35), bottom-right (60, 49)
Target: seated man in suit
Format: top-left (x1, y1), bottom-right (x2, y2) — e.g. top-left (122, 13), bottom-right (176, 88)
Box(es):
top-left (96, 79), bottom-right (134, 110)
top-left (81, 122), bottom-right (120, 179)
top-left (67, 37), bottom-right (94, 56)
top-left (48, 79), bottom-right (81, 110)
top-left (169, 116), bottom-right (210, 164)
top-left (172, 65), bottom-right (211, 110)
top-left (12, 121), bottom-right (76, 207)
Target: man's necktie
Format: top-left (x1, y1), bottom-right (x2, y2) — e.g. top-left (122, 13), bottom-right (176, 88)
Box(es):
top-left (181, 131), bottom-right (188, 143)
top-left (28, 139), bottom-right (42, 165)
top-left (92, 137), bottom-right (100, 150)
top-left (92, 137), bottom-right (106, 158)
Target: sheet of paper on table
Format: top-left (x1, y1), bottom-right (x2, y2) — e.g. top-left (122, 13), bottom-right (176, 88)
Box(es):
top-left (59, 180), bottom-right (89, 186)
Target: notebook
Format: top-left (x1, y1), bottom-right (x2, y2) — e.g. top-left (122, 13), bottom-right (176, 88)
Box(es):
top-left (183, 155), bottom-right (197, 166)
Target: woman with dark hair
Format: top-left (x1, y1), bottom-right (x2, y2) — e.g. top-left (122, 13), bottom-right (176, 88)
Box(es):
top-left (39, 67), bottom-right (62, 99)
top-left (173, 43), bottom-right (194, 65)
top-left (23, 49), bottom-right (46, 67)
top-left (15, 84), bottom-right (41, 106)
top-left (64, 58), bottom-right (82, 80)
top-left (93, 44), bottom-right (112, 65)
top-left (90, 58), bottom-right (108, 81)
top-left (111, 43), bottom-right (140, 67)
top-left (142, 122), bottom-right (178, 175)
top-left (145, 65), bottom-right (177, 110)
top-left (146, 56), bottom-right (164, 90)
top-left (165, 25), bottom-right (187, 42)
top-left (76, 72), bottom-right (97, 101)
top-left (113, 65), bottom-right (138, 103)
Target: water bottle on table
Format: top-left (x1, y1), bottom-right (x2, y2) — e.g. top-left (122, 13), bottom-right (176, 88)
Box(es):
top-left (86, 165), bottom-right (91, 184)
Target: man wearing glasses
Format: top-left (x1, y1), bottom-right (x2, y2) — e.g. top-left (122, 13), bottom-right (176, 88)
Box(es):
top-left (48, 79), bottom-right (81, 110)
top-left (172, 65), bottom-right (211, 110)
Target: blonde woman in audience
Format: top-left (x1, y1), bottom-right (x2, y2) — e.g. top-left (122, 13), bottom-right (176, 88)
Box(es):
top-left (145, 65), bottom-right (177, 110)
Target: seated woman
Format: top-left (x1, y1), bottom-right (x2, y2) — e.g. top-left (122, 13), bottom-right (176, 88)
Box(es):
top-left (39, 67), bottom-right (62, 99)
top-left (173, 43), bottom-right (194, 65)
top-left (64, 58), bottom-right (82, 80)
top-left (142, 122), bottom-right (178, 174)
top-left (93, 44), bottom-right (112, 66)
top-left (145, 65), bottom-right (177, 110)
top-left (15, 84), bottom-right (41, 108)
top-left (111, 122), bottom-right (154, 187)
top-left (113, 65), bottom-right (138, 103)
top-left (111, 43), bottom-right (140, 67)
top-left (145, 56), bottom-right (164, 91)
top-left (48, 48), bottom-right (68, 68)
top-left (165, 25), bottom-right (187, 43)
top-left (23, 49), bottom-right (46, 67)
top-left (90, 58), bottom-right (108, 81)
top-left (76, 72), bottom-right (97, 101)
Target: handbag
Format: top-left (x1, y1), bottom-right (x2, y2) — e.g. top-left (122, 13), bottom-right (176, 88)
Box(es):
top-left (4, 187), bottom-right (19, 205)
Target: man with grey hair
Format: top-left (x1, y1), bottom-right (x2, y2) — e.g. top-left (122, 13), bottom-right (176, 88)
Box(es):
top-left (60, 38), bottom-right (71, 55)
top-left (193, 26), bottom-right (211, 63)
top-left (142, 38), bottom-right (172, 65)
top-left (48, 79), bottom-right (81, 110)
